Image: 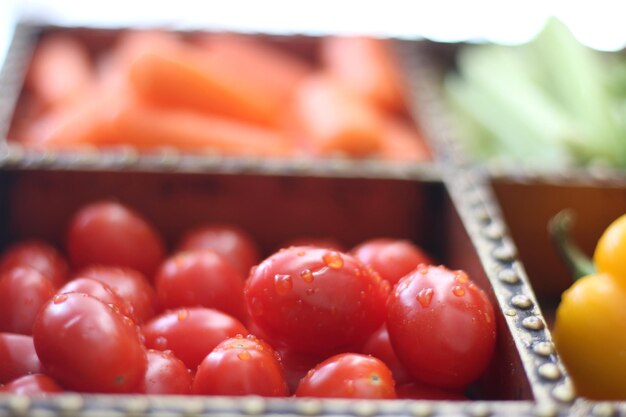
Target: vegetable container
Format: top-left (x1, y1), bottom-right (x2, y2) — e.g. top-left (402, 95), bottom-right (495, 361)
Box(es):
top-left (0, 23), bottom-right (577, 417)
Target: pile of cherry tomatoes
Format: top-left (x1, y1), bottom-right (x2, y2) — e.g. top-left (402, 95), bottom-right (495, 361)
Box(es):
top-left (0, 200), bottom-right (496, 399)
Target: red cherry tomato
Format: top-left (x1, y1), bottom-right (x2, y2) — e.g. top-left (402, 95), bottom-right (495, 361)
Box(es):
top-left (244, 246), bottom-right (388, 354)
top-left (177, 224), bottom-right (260, 279)
top-left (0, 333), bottom-right (42, 384)
top-left (66, 200), bottom-right (166, 278)
top-left (361, 324), bottom-right (413, 385)
top-left (386, 265), bottom-right (496, 390)
top-left (396, 382), bottom-right (467, 400)
top-left (0, 240), bottom-right (69, 288)
top-left (155, 250), bottom-right (246, 321)
top-left (0, 374), bottom-right (62, 394)
top-left (351, 238), bottom-right (432, 285)
top-left (33, 292), bottom-right (147, 393)
top-left (0, 267), bottom-right (56, 334)
top-left (142, 307), bottom-right (248, 371)
top-left (295, 353), bottom-right (396, 399)
top-left (57, 277), bottom-right (136, 322)
top-left (138, 350), bottom-right (192, 395)
top-left (75, 266), bottom-right (157, 324)
top-left (192, 335), bottom-right (288, 397)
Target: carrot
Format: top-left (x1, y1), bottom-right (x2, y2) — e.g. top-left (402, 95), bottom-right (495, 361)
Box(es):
top-left (20, 91), bottom-right (119, 150)
top-left (127, 40), bottom-right (286, 127)
top-left (320, 36), bottom-right (408, 113)
top-left (378, 116), bottom-right (431, 162)
top-left (196, 33), bottom-right (312, 108)
top-left (25, 33), bottom-right (94, 109)
top-left (98, 99), bottom-right (294, 157)
top-left (291, 74), bottom-right (383, 157)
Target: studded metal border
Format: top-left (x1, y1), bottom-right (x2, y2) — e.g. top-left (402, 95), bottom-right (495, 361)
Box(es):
top-left (0, 23), bottom-right (591, 417)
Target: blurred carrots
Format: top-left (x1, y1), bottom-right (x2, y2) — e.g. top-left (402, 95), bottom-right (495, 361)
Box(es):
top-left (13, 30), bottom-right (429, 162)
top-left (25, 34), bottom-right (94, 109)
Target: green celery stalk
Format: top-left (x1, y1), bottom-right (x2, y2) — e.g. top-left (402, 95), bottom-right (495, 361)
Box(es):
top-left (528, 17), bottom-right (625, 165)
top-left (446, 44), bottom-right (579, 167)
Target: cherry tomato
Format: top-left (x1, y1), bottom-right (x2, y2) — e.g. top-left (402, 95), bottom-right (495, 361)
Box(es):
top-left (75, 266), bottom-right (157, 323)
top-left (177, 224), bottom-right (260, 279)
top-left (0, 240), bottom-right (69, 288)
top-left (0, 267), bottom-right (56, 334)
top-left (192, 335), bottom-right (288, 396)
top-left (0, 374), bottom-right (62, 394)
top-left (396, 382), bottom-right (467, 400)
top-left (33, 292), bottom-right (147, 393)
top-left (142, 307), bottom-right (248, 370)
top-left (386, 265), bottom-right (496, 390)
top-left (361, 324), bottom-right (413, 385)
top-left (0, 333), bottom-right (42, 384)
top-left (295, 353), bottom-right (396, 399)
top-left (138, 350), bottom-right (192, 395)
top-left (66, 200), bottom-right (166, 278)
top-left (351, 238), bottom-right (432, 285)
top-left (155, 250), bottom-right (246, 321)
top-left (57, 277), bottom-right (136, 322)
top-left (244, 246), bottom-right (388, 354)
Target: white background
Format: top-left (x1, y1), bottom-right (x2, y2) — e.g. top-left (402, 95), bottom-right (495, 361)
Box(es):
top-left (2, 0), bottom-right (626, 65)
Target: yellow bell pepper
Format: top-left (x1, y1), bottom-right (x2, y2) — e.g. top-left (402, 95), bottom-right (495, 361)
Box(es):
top-left (551, 211), bottom-right (626, 400)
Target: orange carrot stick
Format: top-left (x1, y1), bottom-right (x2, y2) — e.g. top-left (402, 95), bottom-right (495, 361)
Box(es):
top-left (196, 33), bottom-right (312, 107)
top-left (127, 40), bottom-right (286, 127)
top-left (25, 33), bottom-right (94, 109)
top-left (99, 100), bottom-right (294, 157)
top-left (291, 74), bottom-right (383, 157)
top-left (379, 116), bottom-right (431, 162)
top-left (20, 92), bottom-right (118, 150)
top-left (320, 36), bottom-right (408, 113)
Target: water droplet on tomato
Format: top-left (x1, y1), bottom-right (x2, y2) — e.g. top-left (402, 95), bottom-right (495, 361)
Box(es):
top-left (250, 297), bottom-right (264, 316)
top-left (154, 336), bottom-right (168, 350)
top-left (417, 288), bottom-right (434, 307)
top-left (177, 309), bottom-right (189, 321)
top-left (237, 350), bottom-right (252, 361)
top-left (354, 268), bottom-right (362, 276)
top-left (121, 316), bottom-right (134, 327)
top-left (53, 294), bottom-right (68, 304)
top-left (274, 274), bottom-right (293, 295)
top-left (455, 271), bottom-right (469, 284)
top-left (322, 251), bottom-right (344, 269)
top-left (300, 269), bottom-right (314, 283)
top-left (452, 286), bottom-right (466, 297)
top-left (380, 280), bottom-right (391, 295)
top-left (306, 287), bottom-right (318, 296)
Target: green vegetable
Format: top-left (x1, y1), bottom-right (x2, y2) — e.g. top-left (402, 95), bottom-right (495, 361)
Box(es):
top-left (445, 17), bottom-right (626, 169)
